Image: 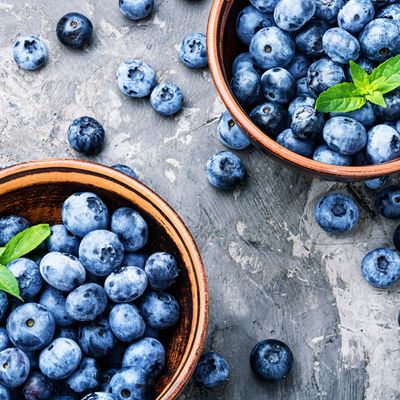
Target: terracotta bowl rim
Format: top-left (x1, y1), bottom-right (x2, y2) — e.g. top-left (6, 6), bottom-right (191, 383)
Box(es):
top-left (206, 0), bottom-right (400, 180)
top-left (0, 158), bottom-right (208, 400)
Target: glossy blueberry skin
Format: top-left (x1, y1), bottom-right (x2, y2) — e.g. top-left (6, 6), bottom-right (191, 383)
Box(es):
top-left (322, 28), bottom-right (360, 64)
top-left (40, 252), bottom-right (86, 292)
top-left (230, 67), bottom-right (261, 108)
top-left (7, 258), bottom-right (42, 299)
top-left (286, 55), bottom-right (310, 80)
top-left (7, 303), bottom-right (55, 351)
top-left (250, 340), bottom-right (293, 382)
top-left (261, 68), bottom-right (296, 105)
top-left (39, 286), bottom-right (74, 327)
top-left (376, 186), bottom-right (400, 219)
top-left (145, 252), bottom-right (179, 290)
top-left (291, 106), bottom-right (324, 140)
top-left (78, 319), bottom-right (116, 358)
top-left (276, 129), bottom-right (315, 157)
top-left (111, 164), bottom-right (137, 179)
top-left (46, 225), bottom-right (80, 256)
top-left (331, 103), bottom-right (376, 129)
top-left (217, 111), bottom-right (251, 150)
top-left (0, 384), bottom-right (9, 400)
top-left (179, 32), bottom-right (208, 69)
top-left (206, 151), bottom-right (246, 191)
top-left (296, 77), bottom-right (310, 95)
top-left (116, 60), bottom-right (157, 98)
top-left (139, 291), bottom-right (180, 329)
top-left (338, 0), bottom-right (375, 34)
top-left (359, 19), bottom-right (400, 62)
top-left (236, 6), bottom-right (273, 46)
top-left (82, 394), bottom-right (118, 400)
top-left (150, 82), bottom-right (183, 116)
top-left (315, 0), bottom-right (345, 23)
top-left (105, 266), bottom-right (148, 302)
top-left (122, 252), bottom-right (148, 269)
top-left (295, 20), bottom-right (329, 58)
top-left (315, 193), bottom-right (359, 233)
top-left (250, 102), bottom-right (288, 137)
top-left (374, 90), bottom-right (400, 121)
top-left (0, 329), bottom-right (9, 353)
top-left (111, 208), bottom-right (147, 252)
top-left (109, 368), bottom-right (151, 400)
top-left (288, 95), bottom-right (316, 117)
top-left (250, 0), bottom-right (279, 13)
top-left (313, 144), bottom-right (352, 166)
top-left (361, 248), bottom-right (400, 288)
top-left (307, 58), bottom-right (345, 95)
top-left (274, 0), bottom-right (316, 32)
top-left (378, 4), bottom-right (400, 26)
top-left (232, 53), bottom-right (256, 75)
top-left (0, 293), bottom-right (7, 322)
top-left (66, 358), bottom-right (99, 393)
top-left (67, 117), bottom-right (105, 156)
top-left (122, 337), bottom-right (165, 378)
top-left (39, 338), bottom-right (81, 380)
top-left (364, 176), bottom-right (388, 190)
top-left (62, 192), bottom-right (109, 238)
top-left (0, 215), bottom-right (30, 246)
top-left (366, 125), bottom-right (400, 164)
top-left (65, 283), bottom-right (108, 322)
top-left (119, 0), bottom-right (153, 21)
top-left (194, 352), bottom-right (229, 389)
top-left (13, 36), bottom-right (47, 71)
top-left (0, 348), bottom-right (30, 388)
top-left (22, 371), bottom-right (52, 400)
top-left (56, 13), bottom-right (93, 49)
top-left (250, 27), bottom-right (295, 69)
top-left (79, 230), bottom-right (124, 276)
top-left (109, 304), bottom-right (145, 343)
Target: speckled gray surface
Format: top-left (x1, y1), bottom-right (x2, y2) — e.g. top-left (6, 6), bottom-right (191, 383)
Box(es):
top-left (1, 1), bottom-right (400, 399)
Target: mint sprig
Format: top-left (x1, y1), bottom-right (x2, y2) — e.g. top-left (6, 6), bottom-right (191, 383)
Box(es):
top-left (316, 55), bottom-right (400, 113)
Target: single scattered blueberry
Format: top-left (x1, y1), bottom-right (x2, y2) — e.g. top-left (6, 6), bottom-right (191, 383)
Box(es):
top-left (338, 0), bottom-right (375, 34)
top-left (56, 13), bottom-right (93, 49)
top-left (315, 0), bottom-right (345, 23)
top-left (274, 0), bottom-right (316, 32)
top-left (295, 20), bottom-right (330, 58)
top-left (109, 368), bottom-right (151, 400)
top-left (250, 102), bottom-right (288, 137)
top-left (119, 0), bottom-right (154, 21)
top-left (250, 0), bottom-right (279, 13)
top-left (13, 36), bottom-right (48, 71)
top-left (109, 303), bottom-right (145, 343)
top-left (286, 55), bottom-right (310, 80)
top-left (150, 82), bottom-right (184, 116)
top-left (111, 164), bottom-right (137, 179)
top-left (288, 95), bottom-right (316, 117)
top-left (0, 348), bottom-right (30, 388)
top-left (39, 286), bottom-right (74, 327)
top-left (22, 371), bottom-right (52, 400)
top-left (145, 252), bottom-right (179, 290)
top-left (364, 176), bottom-right (388, 190)
top-left (307, 58), bottom-right (345, 95)
top-left (0, 216), bottom-right (30, 246)
top-left (122, 252), bottom-right (148, 269)
top-left (46, 225), bottom-right (80, 256)
top-left (277, 129), bottom-right (315, 157)
top-left (331, 103), bottom-right (376, 129)
top-left (261, 68), bottom-right (296, 104)
top-left (366, 124), bottom-right (400, 164)
top-left (376, 186), bottom-right (400, 219)
top-left (179, 32), bottom-right (208, 69)
top-left (194, 352), bottom-right (229, 389)
top-left (217, 111), bottom-right (251, 150)
top-left (322, 28), bottom-right (360, 64)
top-left (66, 357), bottom-right (99, 393)
top-left (230, 67), bottom-right (261, 108)
top-left (291, 106), bottom-right (324, 140)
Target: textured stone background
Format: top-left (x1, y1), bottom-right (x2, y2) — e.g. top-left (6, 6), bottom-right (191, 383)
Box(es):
top-left (0, 1), bottom-right (399, 399)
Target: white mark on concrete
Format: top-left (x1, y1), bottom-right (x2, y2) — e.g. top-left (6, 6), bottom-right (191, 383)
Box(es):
top-left (0, 2), bottom-right (13, 10)
top-left (152, 14), bottom-right (167, 29)
top-left (164, 107), bottom-right (200, 145)
top-left (311, 336), bottom-right (325, 345)
top-left (236, 221), bottom-right (246, 236)
top-left (164, 169), bottom-right (176, 183)
top-left (165, 158), bottom-right (181, 168)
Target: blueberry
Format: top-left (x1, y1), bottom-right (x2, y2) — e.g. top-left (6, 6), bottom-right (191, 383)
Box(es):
top-left (78, 319), bottom-right (116, 358)
top-left (109, 368), bottom-right (151, 400)
top-left (179, 32), bottom-right (208, 69)
top-left (232, 53), bottom-right (257, 75)
top-left (111, 164), bottom-right (137, 179)
top-left (22, 372), bottom-right (52, 400)
top-left (206, 151), bottom-right (246, 191)
top-left (295, 20), bottom-right (330, 58)
top-left (331, 103), bottom-right (376, 129)
top-left (217, 111), bottom-right (251, 150)
top-left (361, 248), bottom-right (400, 288)
top-left (0, 216), bottom-right (30, 246)
top-left (66, 358), bottom-right (99, 393)
top-left (315, 0), bottom-right (345, 23)
top-left (56, 327), bottom-right (77, 342)
top-left (286, 55), bottom-right (310, 80)
top-left (393, 225), bottom-right (400, 251)
top-left (0, 293), bottom-right (8, 322)
top-left (116, 60), bottom-right (157, 98)
top-left (344, 57), bottom-right (376, 80)
top-left (39, 338), bottom-right (81, 380)
top-left (46, 225), bottom-right (80, 256)
top-left (364, 176), bottom-right (388, 190)
top-left (104, 266), bottom-right (148, 302)
top-left (39, 252), bottom-right (86, 292)
top-left (7, 303), bottom-right (55, 351)
top-left (56, 13), bottom-right (93, 49)
top-left (0, 385), bottom-right (9, 400)
top-left (99, 368), bottom-right (117, 392)
top-left (373, 90), bottom-right (400, 121)
top-left (150, 82), bottom-right (184, 116)
top-left (122, 252), bottom-right (148, 269)
top-left (296, 77), bottom-right (311, 95)
top-left (7, 258), bottom-right (42, 299)
top-left (250, 0), bottom-right (279, 13)
top-left (39, 287), bottom-right (74, 327)
top-left (366, 124), bottom-right (400, 164)
top-left (236, 6), bottom-right (274, 46)
top-left (119, 0), bottom-right (153, 21)
top-left (250, 339), bottom-right (293, 382)
top-left (288, 95), bottom-right (316, 117)
top-left (291, 106), bottom-right (324, 140)
top-left (372, 0), bottom-right (397, 7)
top-left (139, 291), bottom-right (180, 329)
top-left (230, 67), bottom-right (261, 108)
top-left (315, 193), bottom-right (359, 233)
top-left (307, 58), bottom-right (345, 95)
top-left (62, 192), bottom-right (110, 238)
top-left (13, 36), bottom-right (47, 71)
top-left (81, 394), bottom-right (118, 400)
top-left (194, 352), bottom-right (229, 389)
top-left (249, 27), bottom-right (295, 69)
top-left (122, 337), bottom-right (165, 378)
top-left (109, 304), bottom-right (145, 343)
top-left (359, 19), bottom-right (400, 62)
top-left (274, 0), bottom-right (316, 32)
top-left (338, 0), bottom-right (375, 34)
top-left (67, 117), bottom-right (105, 156)
top-left (144, 252), bottom-right (179, 290)
top-left (376, 186), bottom-right (400, 219)
top-left (65, 283), bottom-right (108, 322)
top-left (322, 28), bottom-right (360, 64)
top-left (0, 329), bottom-right (9, 353)
top-left (261, 68), bottom-right (296, 104)
top-left (397, 120), bottom-right (400, 133)
top-left (313, 144), bottom-right (352, 165)
top-left (377, 4), bottom-right (400, 26)
top-left (0, 348), bottom-right (30, 388)
top-left (250, 102), bottom-right (288, 137)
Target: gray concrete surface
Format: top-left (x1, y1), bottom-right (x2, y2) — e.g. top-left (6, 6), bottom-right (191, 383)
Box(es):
top-left (0, 1), bottom-right (399, 399)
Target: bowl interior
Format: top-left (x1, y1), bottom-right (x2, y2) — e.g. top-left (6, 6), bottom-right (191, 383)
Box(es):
top-left (0, 160), bottom-right (207, 399)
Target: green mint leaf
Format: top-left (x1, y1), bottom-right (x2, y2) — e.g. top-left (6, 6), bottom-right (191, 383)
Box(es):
top-left (315, 83), bottom-right (366, 113)
top-left (0, 264), bottom-right (23, 300)
top-left (0, 224), bottom-right (50, 265)
top-left (349, 60), bottom-right (370, 90)
top-left (369, 55), bottom-right (400, 94)
top-left (0, 248), bottom-right (4, 258)
top-left (366, 91), bottom-right (386, 108)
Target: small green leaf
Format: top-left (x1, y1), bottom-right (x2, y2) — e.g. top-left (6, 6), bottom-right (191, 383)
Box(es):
top-left (366, 91), bottom-right (387, 108)
top-left (349, 60), bottom-right (370, 90)
top-left (315, 83), bottom-right (366, 113)
top-left (369, 55), bottom-right (400, 94)
top-left (0, 264), bottom-right (22, 300)
top-left (0, 224), bottom-right (50, 265)
top-left (0, 248), bottom-right (4, 258)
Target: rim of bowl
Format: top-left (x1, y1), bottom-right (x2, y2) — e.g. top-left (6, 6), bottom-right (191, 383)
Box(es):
top-left (0, 158), bottom-right (208, 400)
top-left (207, 0), bottom-right (400, 180)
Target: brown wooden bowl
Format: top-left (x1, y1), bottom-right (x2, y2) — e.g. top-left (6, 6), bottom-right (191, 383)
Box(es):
top-left (207, 0), bottom-right (400, 181)
top-left (0, 159), bottom-right (208, 400)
